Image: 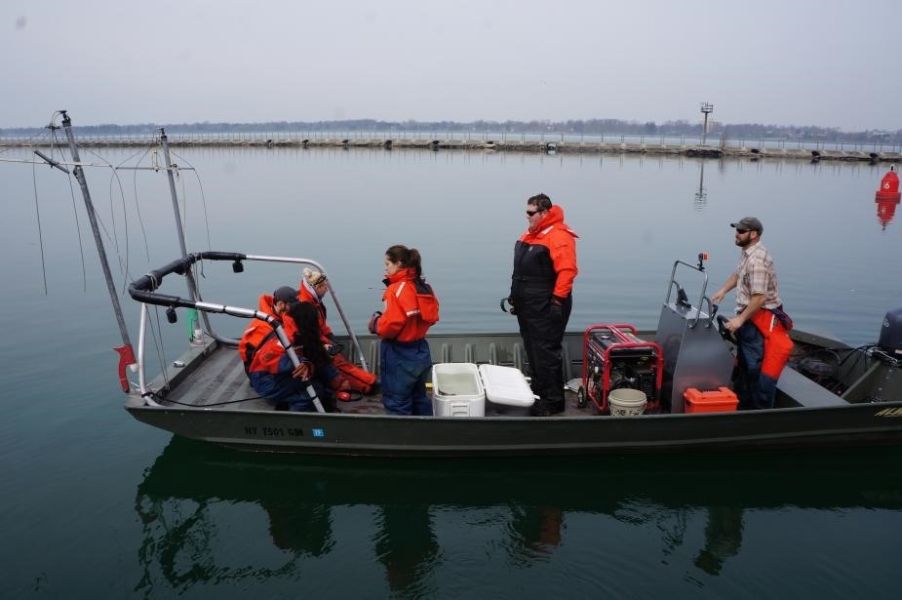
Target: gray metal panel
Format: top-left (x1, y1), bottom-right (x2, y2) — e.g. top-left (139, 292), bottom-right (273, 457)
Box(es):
top-left (655, 303), bottom-right (734, 412)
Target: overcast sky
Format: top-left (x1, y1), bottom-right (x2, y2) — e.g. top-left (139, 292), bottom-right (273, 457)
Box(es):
top-left (2, 0), bottom-right (896, 130)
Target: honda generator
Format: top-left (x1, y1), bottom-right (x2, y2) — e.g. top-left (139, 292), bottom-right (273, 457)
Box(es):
top-left (577, 324), bottom-right (664, 413)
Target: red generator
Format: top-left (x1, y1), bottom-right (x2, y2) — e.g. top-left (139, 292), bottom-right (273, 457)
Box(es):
top-left (577, 324), bottom-right (664, 413)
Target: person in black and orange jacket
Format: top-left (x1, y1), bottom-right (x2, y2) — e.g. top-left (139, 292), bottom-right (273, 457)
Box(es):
top-left (368, 245), bottom-right (439, 416)
top-left (299, 267), bottom-right (378, 395)
top-left (507, 193), bottom-right (578, 416)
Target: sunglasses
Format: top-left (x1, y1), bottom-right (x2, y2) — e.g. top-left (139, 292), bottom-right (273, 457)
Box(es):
top-left (526, 209), bottom-right (541, 217)
top-left (735, 228), bottom-right (750, 234)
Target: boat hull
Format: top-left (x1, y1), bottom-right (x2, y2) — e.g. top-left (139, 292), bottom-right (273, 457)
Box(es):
top-left (123, 325), bottom-right (902, 456)
top-left (126, 400), bottom-right (902, 456)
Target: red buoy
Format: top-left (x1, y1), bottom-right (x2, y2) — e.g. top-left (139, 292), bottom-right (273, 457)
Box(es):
top-left (876, 165), bottom-right (902, 201)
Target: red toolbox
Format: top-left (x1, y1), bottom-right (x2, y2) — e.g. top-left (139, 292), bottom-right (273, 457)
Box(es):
top-left (683, 387), bottom-right (739, 413)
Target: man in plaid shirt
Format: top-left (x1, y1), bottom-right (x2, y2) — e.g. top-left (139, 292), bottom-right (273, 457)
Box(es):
top-left (712, 217), bottom-right (793, 409)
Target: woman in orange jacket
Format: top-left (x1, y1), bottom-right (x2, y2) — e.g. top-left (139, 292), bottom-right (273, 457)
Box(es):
top-left (299, 267), bottom-right (378, 394)
top-left (368, 245), bottom-right (439, 415)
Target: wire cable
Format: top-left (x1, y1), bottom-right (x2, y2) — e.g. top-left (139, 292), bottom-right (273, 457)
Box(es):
top-left (30, 155), bottom-right (48, 294)
top-left (169, 149), bottom-right (213, 251)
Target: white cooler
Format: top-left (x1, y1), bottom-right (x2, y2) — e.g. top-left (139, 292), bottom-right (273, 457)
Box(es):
top-left (431, 363), bottom-right (535, 417)
top-left (432, 363), bottom-right (485, 417)
top-left (479, 364), bottom-right (536, 416)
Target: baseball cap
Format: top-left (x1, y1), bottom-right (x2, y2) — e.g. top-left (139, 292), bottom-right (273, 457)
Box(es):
top-left (730, 216), bottom-right (763, 233)
top-left (273, 286), bottom-right (300, 304)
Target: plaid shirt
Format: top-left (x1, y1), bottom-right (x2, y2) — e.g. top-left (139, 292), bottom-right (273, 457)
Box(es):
top-left (735, 241), bottom-right (781, 313)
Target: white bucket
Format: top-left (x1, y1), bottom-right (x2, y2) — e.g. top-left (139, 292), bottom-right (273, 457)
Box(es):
top-left (608, 388), bottom-right (647, 417)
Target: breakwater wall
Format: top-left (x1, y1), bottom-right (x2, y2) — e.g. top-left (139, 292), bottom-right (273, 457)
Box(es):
top-left (3, 137), bottom-right (900, 162)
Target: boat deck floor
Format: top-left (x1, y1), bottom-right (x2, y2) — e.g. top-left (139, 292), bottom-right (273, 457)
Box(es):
top-left (160, 344), bottom-right (589, 417)
top-left (152, 339), bottom-right (874, 417)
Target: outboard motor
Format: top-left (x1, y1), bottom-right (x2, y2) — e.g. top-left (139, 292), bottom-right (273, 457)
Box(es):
top-left (879, 307), bottom-right (902, 356)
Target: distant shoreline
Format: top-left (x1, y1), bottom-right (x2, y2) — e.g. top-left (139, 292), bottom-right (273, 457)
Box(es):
top-left (3, 137), bottom-right (900, 162)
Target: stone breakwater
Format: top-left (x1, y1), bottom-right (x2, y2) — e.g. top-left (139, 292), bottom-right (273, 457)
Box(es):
top-left (3, 137), bottom-right (900, 162)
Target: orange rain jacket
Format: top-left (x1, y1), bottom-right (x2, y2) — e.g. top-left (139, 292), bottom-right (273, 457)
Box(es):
top-left (516, 205), bottom-right (578, 299)
top-left (374, 268), bottom-right (440, 343)
top-left (238, 294), bottom-right (297, 375)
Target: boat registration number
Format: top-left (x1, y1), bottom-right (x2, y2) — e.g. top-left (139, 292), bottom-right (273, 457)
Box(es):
top-left (244, 426), bottom-right (307, 437)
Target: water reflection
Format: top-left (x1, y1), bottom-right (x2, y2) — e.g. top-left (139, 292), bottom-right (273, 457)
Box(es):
top-left (133, 438), bottom-right (902, 596)
top-left (876, 197), bottom-right (899, 230)
top-left (693, 505), bottom-right (742, 575)
top-left (374, 504), bottom-right (439, 591)
top-left (262, 498), bottom-right (333, 555)
top-left (694, 161), bottom-right (707, 207)
top-left (504, 505), bottom-right (565, 568)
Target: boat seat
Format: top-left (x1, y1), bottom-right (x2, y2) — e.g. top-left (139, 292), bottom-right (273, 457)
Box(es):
top-left (776, 367), bottom-right (848, 408)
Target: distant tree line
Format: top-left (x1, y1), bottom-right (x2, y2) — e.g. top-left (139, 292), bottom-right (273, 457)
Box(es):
top-left (2, 118), bottom-right (898, 143)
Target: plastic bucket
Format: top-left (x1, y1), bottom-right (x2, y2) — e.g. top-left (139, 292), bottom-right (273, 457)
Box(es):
top-left (608, 388), bottom-right (647, 417)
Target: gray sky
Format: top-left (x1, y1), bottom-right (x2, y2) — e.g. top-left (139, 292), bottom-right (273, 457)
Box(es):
top-left (2, 0), bottom-right (896, 130)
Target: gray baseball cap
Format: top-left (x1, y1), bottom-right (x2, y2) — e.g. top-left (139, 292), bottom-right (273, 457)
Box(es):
top-left (273, 286), bottom-right (300, 304)
top-left (730, 216), bottom-right (763, 233)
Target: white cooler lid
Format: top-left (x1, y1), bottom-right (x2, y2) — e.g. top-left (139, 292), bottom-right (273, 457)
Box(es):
top-left (478, 364), bottom-right (535, 407)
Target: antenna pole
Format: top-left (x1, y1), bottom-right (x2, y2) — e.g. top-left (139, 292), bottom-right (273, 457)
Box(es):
top-left (158, 129), bottom-right (212, 339)
top-left (158, 130), bottom-right (191, 267)
top-left (60, 111), bottom-right (136, 392)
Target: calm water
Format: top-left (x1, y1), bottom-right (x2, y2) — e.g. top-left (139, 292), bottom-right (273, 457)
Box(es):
top-left (1, 144), bottom-right (901, 599)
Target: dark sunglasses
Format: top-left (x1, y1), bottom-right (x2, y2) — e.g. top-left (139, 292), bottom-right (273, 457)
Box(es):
top-left (735, 228), bottom-right (749, 234)
top-left (526, 209), bottom-right (541, 216)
